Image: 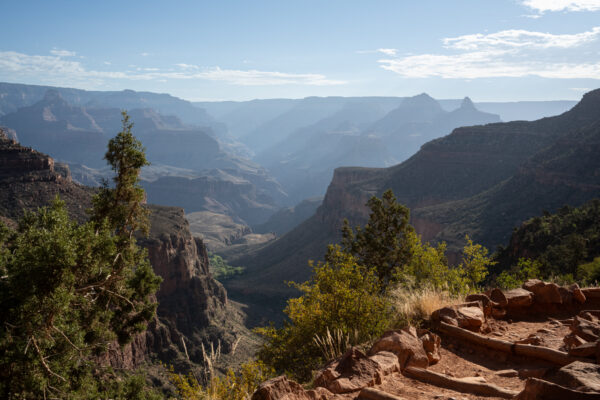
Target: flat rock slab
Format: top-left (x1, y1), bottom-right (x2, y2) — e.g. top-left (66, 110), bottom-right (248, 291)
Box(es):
top-left (552, 361), bottom-right (600, 392)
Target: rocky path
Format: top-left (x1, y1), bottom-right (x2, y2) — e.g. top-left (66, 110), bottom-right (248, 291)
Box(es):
top-left (253, 281), bottom-right (600, 399)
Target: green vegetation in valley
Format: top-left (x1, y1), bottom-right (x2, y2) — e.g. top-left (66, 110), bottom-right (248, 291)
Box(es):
top-left (493, 199), bottom-right (600, 286)
top-left (255, 190), bottom-right (493, 382)
top-left (0, 112), bottom-right (162, 399)
top-left (209, 253), bottom-right (245, 280)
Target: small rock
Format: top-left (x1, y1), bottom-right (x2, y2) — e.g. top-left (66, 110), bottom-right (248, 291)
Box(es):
top-left (518, 368), bottom-right (548, 379)
top-left (516, 335), bottom-right (542, 345)
top-left (495, 369), bottom-right (518, 377)
top-left (417, 329), bottom-right (441, 365)
top-left (369, 329), bottom-right (429, 370)
top-left (537, 328), bottom-right (552, 334)
top-left (568, 342), bottom-right (599, 358)
top-left (570, 283), bottom-right (586, 304)
top-left (563, 333), bottom-right (587, 350)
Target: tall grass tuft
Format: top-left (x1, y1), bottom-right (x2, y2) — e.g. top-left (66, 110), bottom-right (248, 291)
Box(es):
top-left (391, 286), bottom-right (461, 327)
top-left (313, 328), bottom-right (359, 361)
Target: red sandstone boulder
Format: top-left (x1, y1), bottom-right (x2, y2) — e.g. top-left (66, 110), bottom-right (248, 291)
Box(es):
top-left (569, 342), bottom-right (600, 358)
top-left (252, 375), bottom-right (316, 400)
top-left (417, 329), bottom-right (441, 365)
top-left (550, 361), bottom-right (600, 393)
top-left (523, 280), bottom-right (562, 304)
top-left (503, 288), bottom-right (534, 308)
top-left (432, 304), bottom-right (485, 331)
top-left (489, 288), bottom-right (508, 307)
top-left (314, 347), bottom-right (394, 394)
top-left (571, 284), bottom-right (587, 304)
top-left (368, 329), bottom-right (429, 370)
top-left (571, 314), bottom-right (600, 342)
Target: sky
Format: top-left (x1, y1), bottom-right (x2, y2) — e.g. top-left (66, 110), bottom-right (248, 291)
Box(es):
top-left (1, 0), bottom-right (600, 101)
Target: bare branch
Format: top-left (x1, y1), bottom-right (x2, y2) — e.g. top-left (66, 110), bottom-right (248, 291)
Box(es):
top-left (31, 336), bottom-right (67, 383)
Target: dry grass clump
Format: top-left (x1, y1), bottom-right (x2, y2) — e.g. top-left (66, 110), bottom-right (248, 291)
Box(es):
top-left (313, 328), bottom-right (359, 361)
top-left (391, 286), bottom-right (462, 327)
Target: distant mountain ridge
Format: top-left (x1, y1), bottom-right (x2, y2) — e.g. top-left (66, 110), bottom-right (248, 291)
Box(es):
top-left (223, 88), bottom-right (600, 315)
top-left (256, 93), bottom-right (500, 205)
top-left (0, 89), bottom-right (287, 226)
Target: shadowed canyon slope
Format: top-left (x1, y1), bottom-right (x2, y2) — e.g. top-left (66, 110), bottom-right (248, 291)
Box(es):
top-left (224, 89), bottom-right (600, 311)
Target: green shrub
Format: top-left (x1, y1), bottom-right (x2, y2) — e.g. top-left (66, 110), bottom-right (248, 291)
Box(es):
top-left (256, 246), bottom-right (391, 382)
top-left (577, 257), bottom-right (600, 286)
top-left (495, 258), bottom-right (542, 289)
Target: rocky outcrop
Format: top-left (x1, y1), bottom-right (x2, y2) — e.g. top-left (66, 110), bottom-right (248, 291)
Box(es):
top-left (140, 205), bottom-right (228, 338)
top-left (0, 127), bottom-right (92, 222)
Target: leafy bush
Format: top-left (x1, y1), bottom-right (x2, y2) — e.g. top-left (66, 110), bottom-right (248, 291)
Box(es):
top-left (577, 257), bottom-right (600, 286)
top-left (170, 360), bottom-right (274, 400)
top-left (256, 246), bottom-right (391, 382)
top-left (495, 258), bottom-right (542, 289)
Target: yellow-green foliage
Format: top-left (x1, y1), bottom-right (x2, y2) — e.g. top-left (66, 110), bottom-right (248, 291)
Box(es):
top-left (400, 232), bottom-right (492, 294)
top-left (170, 360), bottom-right (274, 400)
top-left (495, 258), bottom-right (542, 289)
top-left (256, 246), bottom-right (391, 382)
top-left (577, 257), bottom-right (600, 286)
top-left (459, 235), bottom-right (494, 290)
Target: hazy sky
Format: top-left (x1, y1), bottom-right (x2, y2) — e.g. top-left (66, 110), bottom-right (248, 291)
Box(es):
top-left (1, 0), bottom-right (600, 101)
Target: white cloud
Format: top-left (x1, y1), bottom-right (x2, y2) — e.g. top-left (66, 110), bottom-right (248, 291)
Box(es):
top-left (444, 27), bottom-right (600, 50)
top-left (50, 49), bottom-right (76, 57)
top-left (0, 50), bottom-right (345, 86)
top-left (379, 53), bottom-right (600, 79)
top-left (357, 48), bottom-right (398, 56)
top-left (377, 27), bottom-right (600, 80)
top-left (377, 48), bottom-right (397, 56)
top-left (184, 66), bottom-right (346, 86)
top-left (522, 0), bottom-right (600, 12)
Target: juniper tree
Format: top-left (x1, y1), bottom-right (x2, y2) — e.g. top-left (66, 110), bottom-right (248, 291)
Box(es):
top-left (0, 111), bottom-right (161, 398)
top-left (340, 189), bottom-right (415, 285)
